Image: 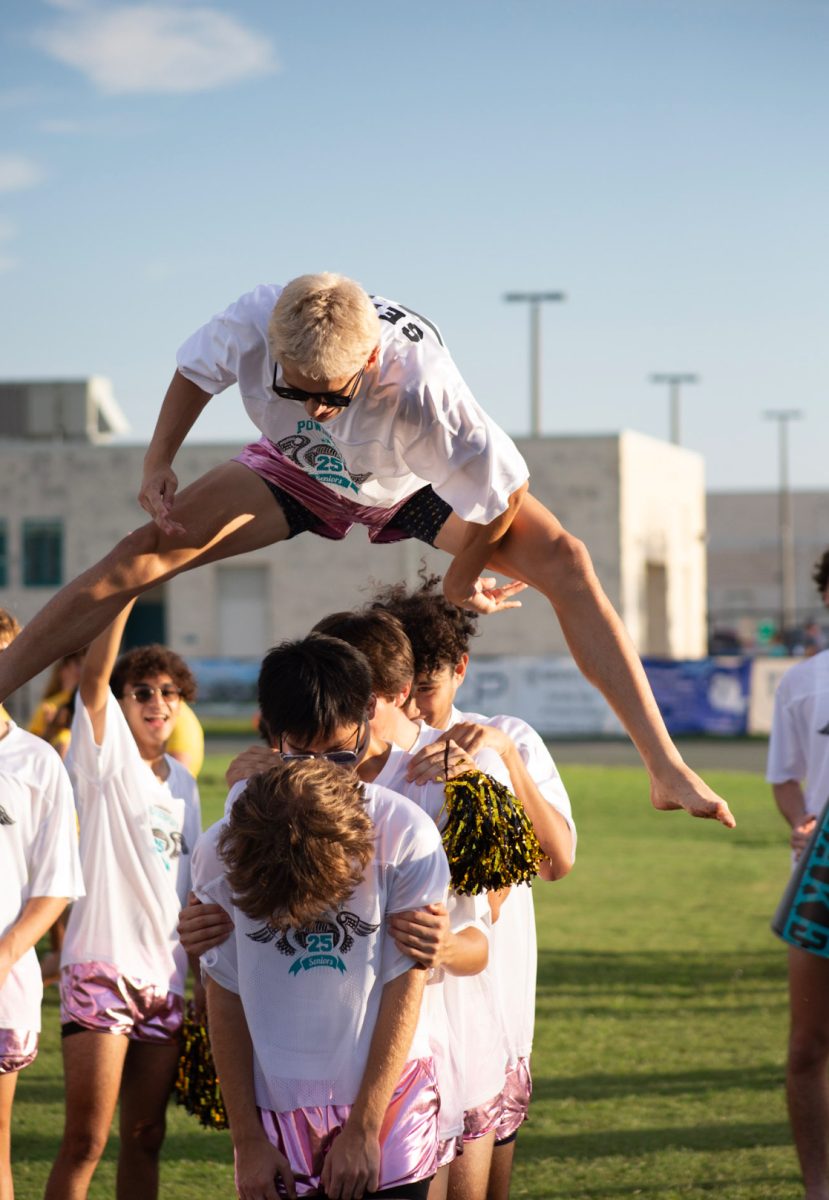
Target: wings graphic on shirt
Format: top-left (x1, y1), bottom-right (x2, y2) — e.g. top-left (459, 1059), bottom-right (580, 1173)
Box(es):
top-left (0, 805), bottom-right (14, 826)
top-left (247, 912), bottom-right (379, 956)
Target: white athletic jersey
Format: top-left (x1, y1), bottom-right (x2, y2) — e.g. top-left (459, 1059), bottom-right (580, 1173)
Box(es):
top-left (0, 724), bottom-right (83, 1032)
top-left (374, 739), bottom-right (509, 1117)
top-left (61, 694), bottom-right (201, 995)
top-left (176, 284), bottom-right (529, 523)
top-left (194, 781), bottom-right (449, 1113)
top-left (449, 706), bottom-right (576, 1063)
top-left (767, 651), bottom-right (829, 820)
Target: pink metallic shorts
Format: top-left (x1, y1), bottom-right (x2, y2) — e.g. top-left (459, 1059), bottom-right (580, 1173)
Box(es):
top-left (436, 1135), bottom-right (462, 1170)
top-left (60, 962), bottom-right (183, 1043)
top-left (254, 1058), bottom-right (439, 1197)
top-left (493, 1057), bottom-right (532, 1142)
top-left (0, 1028), bottom-right (38, 1074)
top-left (462, 1089), bottom-right (502, 1142)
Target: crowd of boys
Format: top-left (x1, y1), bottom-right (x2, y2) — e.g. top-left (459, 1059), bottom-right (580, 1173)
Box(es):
top-left (0, 577), bottom-right (574, 1200)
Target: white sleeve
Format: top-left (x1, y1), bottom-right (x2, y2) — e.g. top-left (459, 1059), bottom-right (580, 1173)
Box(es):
top-left (67, 694), bottom-right (145, 815)
top-left (381, 810), bottom-right (450, 984)
top-left (191, 823), bottom-right (240, 993)
top-left (176, 286), bottom-right (274, 397)
top-left (27, 755), bottom-right (84, 902)
top-left (766, 680), bottom-right (807, 784)
top-left (398, 377), bottom-right (529, 526)
top-left (446, 889), bottom-right (489, 936)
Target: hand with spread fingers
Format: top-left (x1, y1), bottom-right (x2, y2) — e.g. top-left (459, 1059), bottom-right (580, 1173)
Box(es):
top-left (388, 903), bottom-right (450, 969)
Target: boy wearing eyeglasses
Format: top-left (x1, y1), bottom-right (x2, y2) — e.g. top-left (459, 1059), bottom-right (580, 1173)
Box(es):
top-left (193, 634), bottom-right (449, 1200)
top-left (45, 601), bottom-right (201, 1200)
top-left (0, 273), bottom-right (733, 832)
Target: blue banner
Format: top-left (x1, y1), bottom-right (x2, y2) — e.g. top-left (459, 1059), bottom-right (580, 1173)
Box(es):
top-left (642, 657), bottom-right (752, 736)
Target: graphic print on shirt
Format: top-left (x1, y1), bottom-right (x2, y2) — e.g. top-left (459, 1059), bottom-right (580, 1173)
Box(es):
top-left (247, 912), bottom-right (379, 976)
top-left (149, 803), bottom-right (187, 872)
top-left (275, 422), bottom-right (372, 496)
top-left (0, 805), bottom-right (15, 826)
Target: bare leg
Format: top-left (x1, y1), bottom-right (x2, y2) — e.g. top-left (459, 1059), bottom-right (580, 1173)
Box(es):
top-left (44, 1030), bottom-right (129, 1200)
top-left (787, 946), bottom-right (829, 1200)
top-left (0, 1072), bottom-right (18, 1200)
top-left (116, 1039), bottom-right (180, 1200)
top-left (485, 1140), bottom-right (516, 1200)
top-left (434, 494), bottom-right (734, 826)
top-left (0, 462), bottom-right (289, 702)
top-left (428, 1163), bottom-right (449, 1200)
top-left (447, 1133), bottom-right (495, 1200)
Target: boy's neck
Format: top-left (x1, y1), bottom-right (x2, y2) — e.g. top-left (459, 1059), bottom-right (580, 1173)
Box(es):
top-left (357, 734), bottom-right (392, 783)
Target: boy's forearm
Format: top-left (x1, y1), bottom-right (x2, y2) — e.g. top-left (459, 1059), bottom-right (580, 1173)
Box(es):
top-left (348, 967), bottom-right (426, 1135)
top-left (205, 977), bottom-right (263, 1144)
top-left (501, 742), bottom-right (574, 877)
top-left (144, 372), bottom-right (211, 470)
top-left (443, 484), bottom-right (528, 603)
top-left (773, 780), bottom-right (808, 828)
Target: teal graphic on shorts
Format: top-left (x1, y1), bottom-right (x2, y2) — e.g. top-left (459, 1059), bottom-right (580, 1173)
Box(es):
top-left (247, 913), bottom-right (379, 975)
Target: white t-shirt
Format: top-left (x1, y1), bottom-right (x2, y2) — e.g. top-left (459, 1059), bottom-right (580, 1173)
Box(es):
top-left (61, 694), bottom-right (201, 995)
top-left (373, 739), bottom-right (509, 1115)
top-left (450, 706), bottom-right (576, 1063)
top-left (0, 723), bottom-right (84, 1032)
top-left (767, 651), bottom-right (829, 821)
top-left (194, 781), bottom-right (449, 1114)
top-left (176, 284), bottom-right (529, 523)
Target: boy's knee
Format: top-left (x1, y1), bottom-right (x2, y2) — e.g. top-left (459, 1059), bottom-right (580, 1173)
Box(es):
top-left (60, 1128), bottom-right (109, 1168)
top-left (96, 524), bottom-right (168, 594)
top-left (536, 531), bottom-right (593, 596)
top-left (123, 1115), bottom-right (167, 1158)
top-left (789, 1026), bottom-right (829, 1076)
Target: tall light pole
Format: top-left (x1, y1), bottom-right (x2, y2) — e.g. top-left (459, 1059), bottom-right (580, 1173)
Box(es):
top-left (649, 373), bottom-right (699, 445)
top-left (764, 409), bottom-right (803, 634)
top-left (504, 291), bottom-right (566, 436)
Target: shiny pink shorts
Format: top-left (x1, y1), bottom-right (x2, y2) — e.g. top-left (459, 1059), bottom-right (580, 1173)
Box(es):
top-left (493, 1057), bottom-right (532, 1142)
top-left (253, 1058), bottom-right (439, 1197)
top-left (462, 1089), bottom-right (502, 1142)
top-left (0, 1029), bottom-right (38, 1074)
top-left (60, 962), bottom-right (183, 1043)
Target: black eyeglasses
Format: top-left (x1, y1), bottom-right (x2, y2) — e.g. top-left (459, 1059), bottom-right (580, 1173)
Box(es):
top-left (278, 720), bottom-right (368, 766)
top-left (125, 684), bottom-right (182, 704)
top-left (271, 362), bottom-right (366, 409)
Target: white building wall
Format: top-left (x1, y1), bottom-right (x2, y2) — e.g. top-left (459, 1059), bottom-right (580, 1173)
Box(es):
top-left (618, 431), bottom-right (707, 659)
top-left (0, 432), bottom-right (707, 688)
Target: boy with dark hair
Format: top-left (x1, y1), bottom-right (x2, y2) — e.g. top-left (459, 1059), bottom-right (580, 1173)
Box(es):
top-left (193, 635), bottom-right (450, 1199)
top-left (374, 575), bottom-right (576, 1200)
top-left (45, 601), bottom-right (201, 1200)
top-left (0, 609), bottom-right (83, 1199)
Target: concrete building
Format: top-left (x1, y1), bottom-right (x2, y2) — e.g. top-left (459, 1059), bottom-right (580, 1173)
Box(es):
top-left (707, 491), bottom-right (829, 646)
top-left (0, 380), bottom-right (707, 714)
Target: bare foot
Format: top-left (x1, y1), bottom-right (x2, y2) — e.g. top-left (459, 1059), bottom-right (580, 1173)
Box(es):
top-left (650, 765), bottom-right (736, 828)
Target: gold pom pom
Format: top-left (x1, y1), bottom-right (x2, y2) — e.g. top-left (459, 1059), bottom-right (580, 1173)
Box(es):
top-left (173, 1000), bottom-right (228, 1130)
top-left (440, 770), bottom-right (544, 895)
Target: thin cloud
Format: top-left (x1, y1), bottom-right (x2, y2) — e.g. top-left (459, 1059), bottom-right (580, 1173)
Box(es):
top-left (0, 218), bottom-right (17, 273)
top-left (34, 2), bottom-right (278, 95)
top-left (0, 156), bottom-right (46, 193)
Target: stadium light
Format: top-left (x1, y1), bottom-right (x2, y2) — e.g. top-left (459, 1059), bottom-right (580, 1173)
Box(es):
top-left (504, 292), bottom-right (566, 436)
top-left (764, 408), bottom-right (803, 635)
top-left (649, 373), bottom-right (699, 446)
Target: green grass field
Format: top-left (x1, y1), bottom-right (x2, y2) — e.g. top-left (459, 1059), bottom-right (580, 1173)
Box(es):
top-left (11, 758), bottom-right (800, 1199)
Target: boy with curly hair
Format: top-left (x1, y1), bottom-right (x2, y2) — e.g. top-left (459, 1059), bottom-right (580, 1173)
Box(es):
top-left (374, 575), bottom-right (576, 1200)
top-left (45, 601), bottom-right (201, 1200)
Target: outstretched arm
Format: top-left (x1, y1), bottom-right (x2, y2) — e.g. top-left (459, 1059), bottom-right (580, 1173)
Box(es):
top-left (320, 967), bottom-right (427, 1199)
top-left (79, 599), bottom-right (136, 744)
top-left (139, 371), bottom-right (211, 535)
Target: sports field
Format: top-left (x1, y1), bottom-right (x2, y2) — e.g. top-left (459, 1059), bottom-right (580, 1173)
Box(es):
top-left (12, 756), bottom-right (798, 1199)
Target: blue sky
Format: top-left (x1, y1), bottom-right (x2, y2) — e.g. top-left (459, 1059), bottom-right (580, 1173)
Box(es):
top-left (1, 0), bottom-right (826, 491)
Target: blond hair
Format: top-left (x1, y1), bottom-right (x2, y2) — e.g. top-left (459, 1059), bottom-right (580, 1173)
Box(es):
top-left (268, 273), bottom-right (381, 382)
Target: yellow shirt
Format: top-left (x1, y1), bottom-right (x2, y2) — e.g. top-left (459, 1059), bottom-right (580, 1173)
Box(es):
top-left (166, 700), bottom-right (205, 777)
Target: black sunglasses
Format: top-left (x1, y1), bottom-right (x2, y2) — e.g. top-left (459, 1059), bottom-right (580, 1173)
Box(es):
top-left (278, 719), bottom-right (368, 766)
top-left (271, 362), bottom-right (366, 409)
